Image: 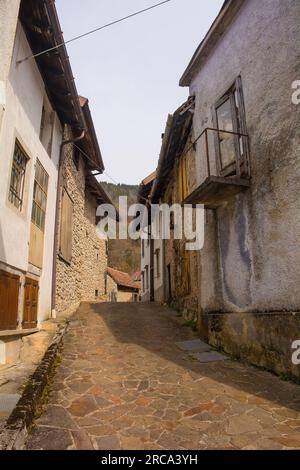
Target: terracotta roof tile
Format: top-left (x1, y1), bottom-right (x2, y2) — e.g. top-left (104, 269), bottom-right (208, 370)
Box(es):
top-left (107, 268), bottom-right (140, 290)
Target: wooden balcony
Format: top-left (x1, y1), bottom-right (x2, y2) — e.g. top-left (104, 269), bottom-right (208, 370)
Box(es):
top-left (183, 127), bottom-right (250, 209)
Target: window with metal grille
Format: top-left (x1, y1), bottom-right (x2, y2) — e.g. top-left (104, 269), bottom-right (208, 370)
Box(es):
top-left (31, 160), bottom-right (49, 232)
top-left (9, 140), bottom-right (29, 211)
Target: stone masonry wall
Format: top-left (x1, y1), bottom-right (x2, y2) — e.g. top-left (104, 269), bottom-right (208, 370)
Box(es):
top-left (55, 126), bottom-right (108, 316)
top-left (81, 191), bottom-right (107, 303)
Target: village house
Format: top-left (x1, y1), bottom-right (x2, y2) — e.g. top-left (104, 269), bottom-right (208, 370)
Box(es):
top-left (0, 0), bottom-right (112, 364)
top-left (138, 171), bottom-right (162, 303)
top-left (149, 98), bottom-right (200, 322)
top-left (147, 0), bottom-right (300, 378)
top-left (107, 267), bottom-right (140, 303)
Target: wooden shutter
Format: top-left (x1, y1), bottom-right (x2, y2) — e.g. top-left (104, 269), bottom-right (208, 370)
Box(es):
top-left (59, 189), bottom-right (73, 263)
top-left (23, 278), bottom-right (39, 329)
top-left (0, 270), bottom-right (20, 330)
top-left (178, 157), bottom-right (187, 201)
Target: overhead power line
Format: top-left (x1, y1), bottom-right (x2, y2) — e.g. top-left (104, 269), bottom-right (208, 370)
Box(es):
top-left (18, 0), bottom-right (173, 64)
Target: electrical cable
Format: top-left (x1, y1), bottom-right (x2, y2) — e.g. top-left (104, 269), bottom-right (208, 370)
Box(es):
top-left (17, 0), bottom-right (173, 64)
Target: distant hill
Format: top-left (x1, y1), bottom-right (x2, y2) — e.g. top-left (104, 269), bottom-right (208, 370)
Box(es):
top-left (100, 182), bottom-right (140, 275)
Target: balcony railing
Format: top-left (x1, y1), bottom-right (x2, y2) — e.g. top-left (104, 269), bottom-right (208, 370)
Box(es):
top-left (183, 127), bottom-right (250, 209)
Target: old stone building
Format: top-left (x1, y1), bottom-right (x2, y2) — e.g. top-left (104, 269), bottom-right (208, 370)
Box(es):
top-left (107, 268), bottom-right (140, 303)
top-left (54, 98), bottom-right (113, 317)
top-left (149, 98), bottom-right (200, 321)
top-left (178, 0), bottom-right (300, 378)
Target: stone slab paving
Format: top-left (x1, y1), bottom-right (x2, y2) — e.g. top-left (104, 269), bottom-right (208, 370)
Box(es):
top-left (190, 351), bottom-right (229, 363)
top-left (25, 302), bottom-right (300, 450)
top-left (176, 340), bottom-right (212, 353)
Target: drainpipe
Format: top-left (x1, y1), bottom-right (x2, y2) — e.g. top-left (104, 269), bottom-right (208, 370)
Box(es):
top-left (51, 130), bottom-right (85, 318)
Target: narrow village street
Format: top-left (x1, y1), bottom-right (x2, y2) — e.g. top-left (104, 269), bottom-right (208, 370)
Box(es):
top-left (25, 303), bottom-right (300, 451)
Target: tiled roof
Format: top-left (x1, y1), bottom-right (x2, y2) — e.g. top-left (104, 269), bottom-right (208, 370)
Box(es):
top-left (107, 268), bottom-right (140, 290)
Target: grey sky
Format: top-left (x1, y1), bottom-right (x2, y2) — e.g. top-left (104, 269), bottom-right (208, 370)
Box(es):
top-left (55, 0), bottom-right (224, 185)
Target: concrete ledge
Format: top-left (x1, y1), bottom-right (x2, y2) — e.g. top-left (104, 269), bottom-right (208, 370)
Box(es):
top-left (0, 322), bottom-right (69, 450)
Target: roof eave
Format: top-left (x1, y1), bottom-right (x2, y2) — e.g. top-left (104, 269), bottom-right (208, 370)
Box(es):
top-left (179, 0), bottom-right (245, 87)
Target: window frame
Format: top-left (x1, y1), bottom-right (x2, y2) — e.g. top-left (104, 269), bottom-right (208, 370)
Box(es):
top-left (213, 76), bottom-right (249, 178)
top-left (155, 248), bottom-right (160, 278)
top-left (31, 159), bottom-right (49, 233)
top-left (8, 140), bottom-right (29, 211)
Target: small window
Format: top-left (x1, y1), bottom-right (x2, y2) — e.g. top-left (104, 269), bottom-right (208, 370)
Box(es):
top-left (145, 266), bottom-right (149, 290)
top-left (142, 239), bottom-right (145, 258)
top-left (9, 140), bottom-right (29, 211)
top-left (155, 249), bottom-right (160, 278)
top-left (104, 273), bottom-right (107, 295)
top-left (31, 160), bottom-right (49, 232)
top-left (40, 96), bottom-right (55, 157)
top-left (95, 290), bottom-right (99, 298)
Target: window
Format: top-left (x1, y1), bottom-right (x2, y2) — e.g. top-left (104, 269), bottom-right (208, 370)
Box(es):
top-left (142, 272), bottom-right (145, 292)
top-left (142, 239), bottom-right (144, 258)
top-left (95, 290), bottom-right (99, 298)
top-left (213, 76), bottom-right (249, 177)
top-left (9, 140), bottom-right (29, 211)
top-left (59, 189), bottom-right (73, 263)
top-left (178, 155), bottom-right (187, 201)
top-left (155, 249), bottom-right (160, 278)
top-left (40, 96), bottom-right (55, 157)
top-left (182, 252), bottom-right (191, 296)
top-left (31, 160), bottom-right (49, 232)
top-left (145, 266), bottom-right (149, 291)
top-left (104, 273), bottom-right (108, 295)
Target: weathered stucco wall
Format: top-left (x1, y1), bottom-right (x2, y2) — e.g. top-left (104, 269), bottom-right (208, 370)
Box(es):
top-left (55, 129), bottom-right (108, 316)
top-left (189, 0), bottom-right (300, 314)
top-left (106, 275), bottom-right (135, 303)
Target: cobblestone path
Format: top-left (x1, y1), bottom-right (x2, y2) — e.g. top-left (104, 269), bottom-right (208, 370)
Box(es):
top-left (25, 303), bottom-right (300, 450)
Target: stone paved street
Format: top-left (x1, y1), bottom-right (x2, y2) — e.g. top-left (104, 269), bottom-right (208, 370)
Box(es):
top-left (25, 303), bottom-right (300, 450)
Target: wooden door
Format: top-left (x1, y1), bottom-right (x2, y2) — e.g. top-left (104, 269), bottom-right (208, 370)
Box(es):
top-left (0, 270), bottom-right (20, 330)
top-left (23, 278), bottom-right (39, 329)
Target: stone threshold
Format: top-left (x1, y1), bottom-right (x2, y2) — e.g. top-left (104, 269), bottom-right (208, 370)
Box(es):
top-left (0, 329), bottom-right (39, 339)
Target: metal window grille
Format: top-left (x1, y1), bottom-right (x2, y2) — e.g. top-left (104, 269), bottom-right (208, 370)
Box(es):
top-left (9, 141), bottom-right (29, 211)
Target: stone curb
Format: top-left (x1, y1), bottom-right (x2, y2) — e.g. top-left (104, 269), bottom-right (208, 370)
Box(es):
top-left (0, 322), bottom-right (69, 450)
